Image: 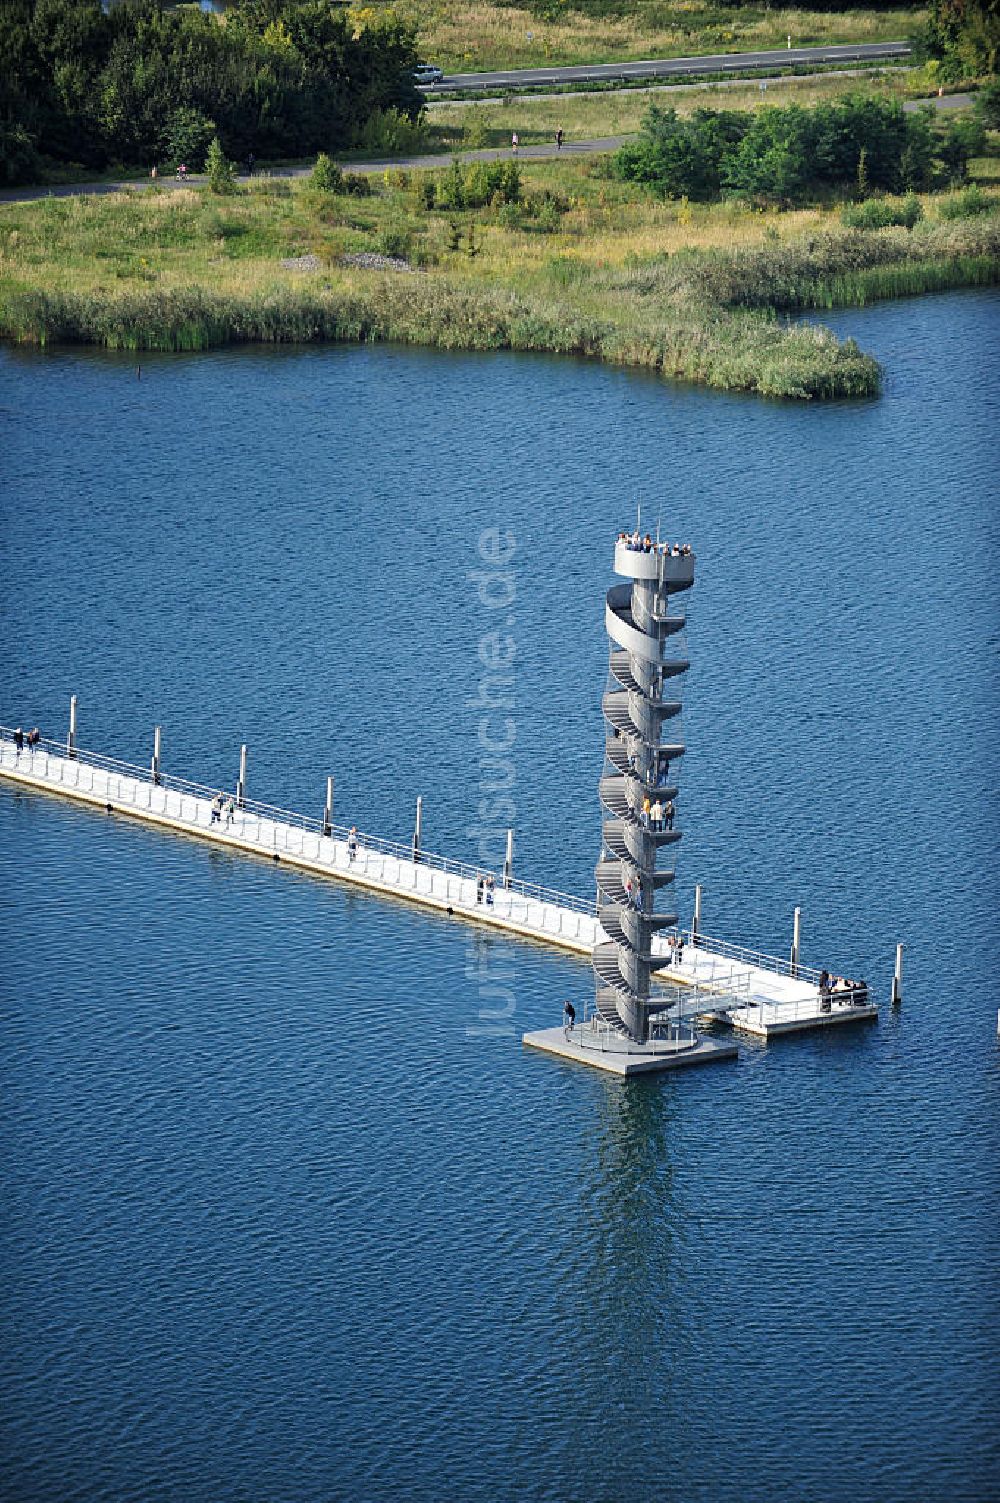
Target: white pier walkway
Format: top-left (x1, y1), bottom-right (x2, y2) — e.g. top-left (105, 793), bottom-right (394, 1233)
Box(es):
top-left (0, 730), bottom-right (601, 955)
top-left (0, 728), bottom-right (876, 1036)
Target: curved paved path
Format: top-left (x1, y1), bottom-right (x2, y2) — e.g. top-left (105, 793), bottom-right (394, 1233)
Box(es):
top-left (0, 93), bottom-right (972, 205)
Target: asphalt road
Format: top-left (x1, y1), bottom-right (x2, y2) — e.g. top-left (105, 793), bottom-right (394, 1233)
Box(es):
top-left (427, 41), bottom-right (912, 93)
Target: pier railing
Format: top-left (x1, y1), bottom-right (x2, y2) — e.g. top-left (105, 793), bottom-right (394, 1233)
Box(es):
top-left (0, 726), bottom-right (597, 919)
top-left (684, 928), bottom-right (824, 987)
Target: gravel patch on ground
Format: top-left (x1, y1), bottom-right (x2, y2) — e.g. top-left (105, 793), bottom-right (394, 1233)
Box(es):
top-left (280, 253), bottom-right (323, 271)
top-left (341, 252), bottom-right (415, 272)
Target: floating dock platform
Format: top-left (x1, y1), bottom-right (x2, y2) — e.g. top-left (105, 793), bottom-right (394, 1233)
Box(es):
top-left (523, 1026), bottom-right (737, 1076)
top-left (0, 725), bottom-right (877, 1042)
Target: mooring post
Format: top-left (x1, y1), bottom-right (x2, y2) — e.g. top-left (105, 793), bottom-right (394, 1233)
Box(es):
top-left (413, 795), bottom-right (422, 863)
top-left (151, 725), bottom-right (162, 785)
top-left (693, 883), bottom-right (702, 943)
top-left (237, 744), bottom-right (247, 809)
top-left (323, 776), bottom-right (334, 837)
top-left (503, 828), bottom-right (513, 889)
top-left (891, 943), bottom-right (903, 1008)
top-left (791, 906), bottom-right (801, 979)
top-left (67, 694), bottom-right (78, 760)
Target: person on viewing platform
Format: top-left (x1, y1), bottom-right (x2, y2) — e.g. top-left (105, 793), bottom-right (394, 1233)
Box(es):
top-left (348, 826), bottom-right (358, 860)
top-left (642, 794), bottom-right (651, 826)
top-left (664, 799), bottom-right (675, 829)
top-left (485, 874), bottom-right (495, 907)
top-left (27, 727), bottom-right (40, 748)
top-left (14, 727), bottom-right (24, 754)
top-left (674, 932), bottom-right (684, 961)
top-left (476, 874), bottom-right (485, 905)
top-left (651, 798), bottom-right (663, 831)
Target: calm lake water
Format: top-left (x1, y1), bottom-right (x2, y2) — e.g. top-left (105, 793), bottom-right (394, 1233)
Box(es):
top-left (1, 293), bottom-right (998, 1503)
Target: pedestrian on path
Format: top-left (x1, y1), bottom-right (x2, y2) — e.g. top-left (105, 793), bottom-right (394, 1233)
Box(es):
top-left (556, 127), bottom-right (563, 150)
top-left (511, 132), bottom-right (518, 156)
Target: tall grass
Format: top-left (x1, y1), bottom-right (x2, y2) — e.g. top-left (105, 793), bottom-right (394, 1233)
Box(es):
top-left (399, 2), bottom-right (926, 72)
top-left (1, 169), bottom-right (997, 400)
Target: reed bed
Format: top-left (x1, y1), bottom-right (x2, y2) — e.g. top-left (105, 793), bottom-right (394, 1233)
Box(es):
top-left (1, 163), bottom-right (997, 401)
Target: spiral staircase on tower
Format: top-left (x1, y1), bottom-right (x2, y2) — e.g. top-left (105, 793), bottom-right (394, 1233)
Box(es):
top-left (593, 537), bottom-right (695, 1043)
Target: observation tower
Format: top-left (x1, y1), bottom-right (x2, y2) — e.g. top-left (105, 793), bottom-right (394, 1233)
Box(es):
top-left (592, 532), bottom-right (694, 1043)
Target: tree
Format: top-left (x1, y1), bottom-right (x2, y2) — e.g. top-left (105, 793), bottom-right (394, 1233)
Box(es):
top-left (924, 0), bottom-right (1000, 79)
top-left (721, 108), bottom-right (811, 202)
top-left (205, 136), bottom-right (235, 192)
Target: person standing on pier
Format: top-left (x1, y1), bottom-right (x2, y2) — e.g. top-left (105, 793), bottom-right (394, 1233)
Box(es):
top-left (211, 793), bottom-right (223, 824)
top-left (348, 826), bottom-right (358, 861)
top-left (563, 1000), bottom-right (576, 1037)
top-left (14, 727), bottom-right (23, 755)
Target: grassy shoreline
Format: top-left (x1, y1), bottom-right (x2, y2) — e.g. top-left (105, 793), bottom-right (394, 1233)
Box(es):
top-left (1, 146), bottom-right (997, 400)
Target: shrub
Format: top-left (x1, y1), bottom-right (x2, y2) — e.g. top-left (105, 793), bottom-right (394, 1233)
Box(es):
top-left (496, 201), bottom-right (523, 231)
top-left (342, 173), bottom-right (373, 198)
top-left (377, 218), bottom-right (413, 259)
top-left (975, 80), bottom-right (1000, 132)
top-left (431, 158), bottom-right (520, 211)
top-left (356, 108), bottom-right (429, 156)
top-left (841, 195), bottom-right (924, 230)
top-left (462, 109), bottom-right (492, 150)
top-left (936, 116), bottom-right (988, 184)
top-left (936, 184), bottom-right (995, 219)
top-left (311, 154), bottom-right (344, 193)
top-left (0, 121), bottom-right (41, 187)
top-left (205, 138), bottom-right (236, 194)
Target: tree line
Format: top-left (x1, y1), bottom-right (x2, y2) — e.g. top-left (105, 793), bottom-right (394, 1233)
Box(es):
top-left (0, 0), bottom-right (423, 185)
top-left (613, 95), bottom-right (986, 203)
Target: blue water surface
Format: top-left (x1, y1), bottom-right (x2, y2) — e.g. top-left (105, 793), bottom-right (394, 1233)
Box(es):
top-left (1, 292), bottom-right (998, 1503)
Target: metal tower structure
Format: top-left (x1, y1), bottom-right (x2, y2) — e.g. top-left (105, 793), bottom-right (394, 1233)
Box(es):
top-left (593, 534), bottom-right (695, 1042)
